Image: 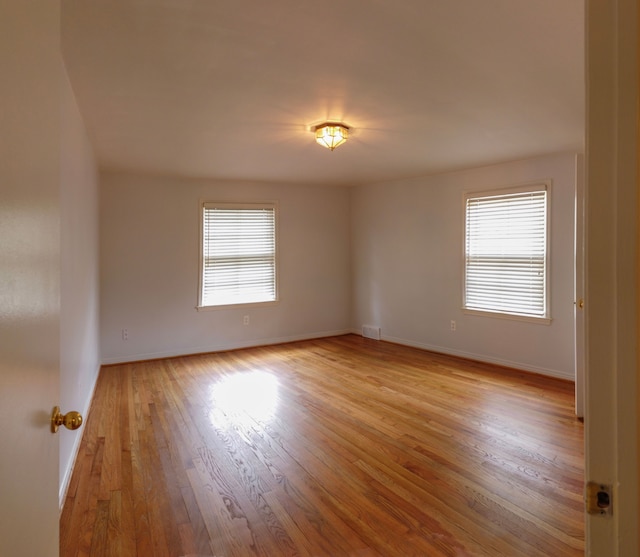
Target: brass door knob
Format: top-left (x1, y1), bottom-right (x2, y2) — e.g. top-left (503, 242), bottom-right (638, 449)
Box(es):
top-left (51, 406), bottom-right (83, 433)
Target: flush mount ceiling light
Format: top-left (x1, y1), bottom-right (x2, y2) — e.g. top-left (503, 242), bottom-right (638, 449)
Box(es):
top-left (314, 122), bottom-right (349, 151)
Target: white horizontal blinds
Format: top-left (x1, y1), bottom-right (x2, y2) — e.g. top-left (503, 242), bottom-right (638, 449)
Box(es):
top-left (465, 186), bottom-right (547, 317)
top-left (202, 204), bottom-right (276, 306)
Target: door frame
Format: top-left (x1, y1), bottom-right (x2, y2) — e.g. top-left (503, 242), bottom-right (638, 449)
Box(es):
top-left (585, 0), bottom-right (639, 554)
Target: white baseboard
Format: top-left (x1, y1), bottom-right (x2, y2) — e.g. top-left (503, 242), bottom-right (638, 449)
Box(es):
top-left (101, 329), bottom-right (353, 365)
top-left (59, 365), bottom-right (101, 510)
top-left (352, 328), bottom-right (573, 381)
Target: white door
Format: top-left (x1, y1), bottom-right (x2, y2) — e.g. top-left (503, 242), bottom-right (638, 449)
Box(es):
top-left (574, 155), bottom-right (585, 418)
top-left (0, 2), bottom-right (62, 555)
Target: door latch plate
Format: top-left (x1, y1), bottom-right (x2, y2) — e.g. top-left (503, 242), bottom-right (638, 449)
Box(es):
top-left (586, 482), bottom-right (612, 516)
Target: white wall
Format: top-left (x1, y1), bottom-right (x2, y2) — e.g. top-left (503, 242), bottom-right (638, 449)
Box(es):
top-left (59, 65), bottom-right (101, 503)
top-left (351, 153), bottom-right (579, 379)
top-left (100, 172), bottom-right (351, 363)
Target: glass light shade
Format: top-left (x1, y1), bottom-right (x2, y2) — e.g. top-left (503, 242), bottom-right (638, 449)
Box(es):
top-left (315, 123), bottom-right (349, 151)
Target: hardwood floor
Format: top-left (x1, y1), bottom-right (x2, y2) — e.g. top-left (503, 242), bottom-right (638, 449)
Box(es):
top-left (60, 334), bottom-right (584, 557)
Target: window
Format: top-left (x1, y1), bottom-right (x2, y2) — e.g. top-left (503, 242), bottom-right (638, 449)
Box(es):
top-left (464, 184), bottom-right (548, 320)
top-left (199, 203), bottom-right (277, 308)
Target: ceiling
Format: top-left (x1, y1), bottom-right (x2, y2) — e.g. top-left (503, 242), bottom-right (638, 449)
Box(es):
top-left (61, 0), bottom-right (584, 187)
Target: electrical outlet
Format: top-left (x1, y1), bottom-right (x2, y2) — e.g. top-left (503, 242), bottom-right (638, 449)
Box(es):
top-left (243, 315), bottom-right (250, 326)
top-left (122, 328), bottom-right (129, 341)
top-left (450, 320), bottom-right (456, 332)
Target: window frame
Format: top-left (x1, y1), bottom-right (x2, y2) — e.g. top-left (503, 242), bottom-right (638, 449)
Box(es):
top-left (197, 201), bottom-right (279, 310)
top-left (462, 182), bottom-right (551, 324)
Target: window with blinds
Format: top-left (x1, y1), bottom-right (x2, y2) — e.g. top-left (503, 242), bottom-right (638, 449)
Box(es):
top-left (199, 203), bottom-right (277, 308)
top-left (464, 185), bottom-right (548, 320)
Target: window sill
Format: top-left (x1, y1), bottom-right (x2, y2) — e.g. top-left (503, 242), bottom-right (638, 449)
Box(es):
top-left (196, 300), bottom-right (279, 312)
top-left (462, 308), bottom-right (551, 325)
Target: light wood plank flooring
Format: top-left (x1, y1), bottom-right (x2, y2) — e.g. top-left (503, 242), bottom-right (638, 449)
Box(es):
top-left (60, 334), bottom-right (584, 557)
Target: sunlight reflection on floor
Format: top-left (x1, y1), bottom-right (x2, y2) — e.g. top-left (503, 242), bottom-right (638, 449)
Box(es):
top-left (208, 370), bottom-right (279, 429)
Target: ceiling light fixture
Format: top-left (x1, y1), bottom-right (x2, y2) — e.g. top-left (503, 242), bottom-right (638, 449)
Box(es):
top-left (314, 122), bottom-right (349, 151)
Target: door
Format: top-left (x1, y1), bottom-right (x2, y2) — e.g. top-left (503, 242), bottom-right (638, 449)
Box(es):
top-left (0, 2), bottom-right (62, 555)
top-left (574, 154), bottom-right (585, 418)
